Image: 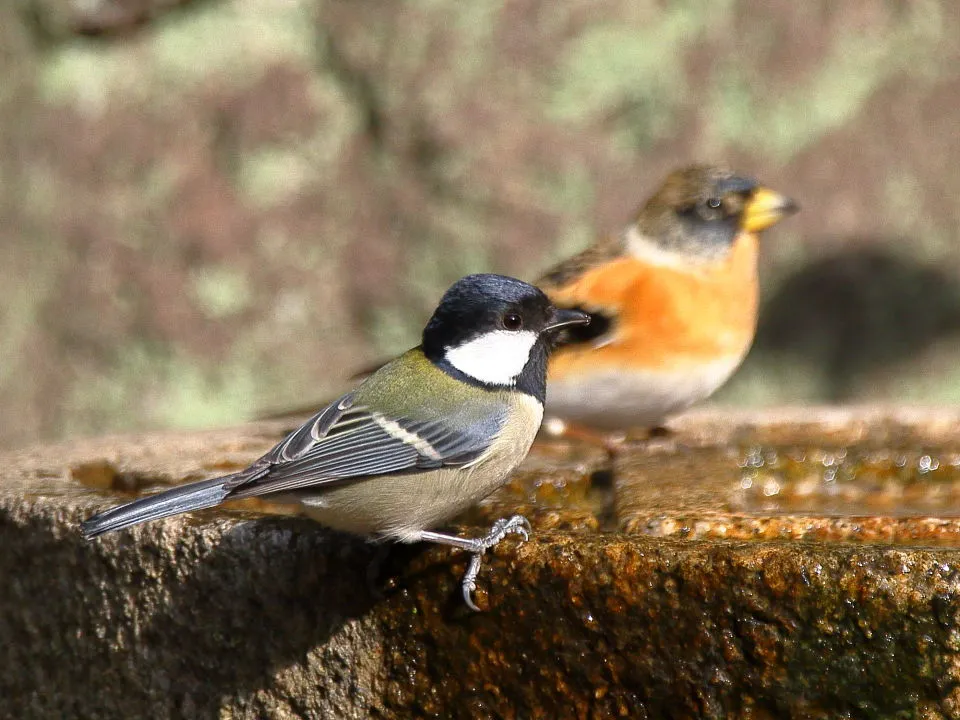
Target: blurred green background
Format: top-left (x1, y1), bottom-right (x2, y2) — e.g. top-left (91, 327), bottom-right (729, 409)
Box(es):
top-left (2, 0), bottom-right (959, 449)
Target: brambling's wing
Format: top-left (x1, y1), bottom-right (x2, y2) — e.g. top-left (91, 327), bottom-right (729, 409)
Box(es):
top-left (230, 391), bottom-right (503, 499)
top-left (535, 237), bottom-right (623, 347)
top-left (536, 235), bottom-right (625, 293)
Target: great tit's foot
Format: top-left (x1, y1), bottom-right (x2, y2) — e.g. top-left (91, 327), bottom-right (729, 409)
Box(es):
top-left (459, 515), bottom-right (531, 610)
top-left (419, 515), bottom-right (532, 611)
top-left (482, 514), bottom-right (532, 547)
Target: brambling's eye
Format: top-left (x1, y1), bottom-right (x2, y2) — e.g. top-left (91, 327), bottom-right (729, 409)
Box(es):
top-left (706, 197), bottom-right (722, 209)
top-left (502, 312), bottom-right (523, 331)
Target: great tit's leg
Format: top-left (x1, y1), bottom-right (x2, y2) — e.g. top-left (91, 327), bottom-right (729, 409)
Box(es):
top-left (459, 516), bottom-right (532, 609)
top-left (420, 514), bottom-right (532, 611)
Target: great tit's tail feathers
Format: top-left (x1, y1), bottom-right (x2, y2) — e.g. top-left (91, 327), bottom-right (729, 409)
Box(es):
top-left (81, 475), bottom-right (239, 539)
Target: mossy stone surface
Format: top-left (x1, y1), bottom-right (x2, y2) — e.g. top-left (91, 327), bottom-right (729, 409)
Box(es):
top-left (4, 409), bottom-right (960, 717)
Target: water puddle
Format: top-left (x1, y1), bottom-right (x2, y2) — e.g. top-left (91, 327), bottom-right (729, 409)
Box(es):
top-left (615, 434), bottom-right (960, 545)
top-left (734, 445), bottom-right (960, 516)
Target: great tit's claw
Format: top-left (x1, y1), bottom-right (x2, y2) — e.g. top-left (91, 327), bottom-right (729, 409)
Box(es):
top-left (461, 553), bottom-right (484, 611)
top-left (459, 514), bottom-right (531, 611)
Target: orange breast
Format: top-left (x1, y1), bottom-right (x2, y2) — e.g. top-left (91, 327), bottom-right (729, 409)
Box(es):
top-left (547, 233), bottom-right (760, 379)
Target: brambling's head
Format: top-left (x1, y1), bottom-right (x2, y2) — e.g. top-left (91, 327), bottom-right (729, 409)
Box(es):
top-left (631, 165), bottom-right (798, 260)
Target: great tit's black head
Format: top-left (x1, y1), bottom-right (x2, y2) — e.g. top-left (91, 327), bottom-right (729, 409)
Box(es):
top-left (634, 165), bottom-right (798, 260)
top-left (423, 274), bottom-right (589, 395)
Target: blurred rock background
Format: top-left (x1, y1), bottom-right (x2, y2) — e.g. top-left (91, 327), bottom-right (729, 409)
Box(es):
top-left (1, 0), bottom-right (959, 449)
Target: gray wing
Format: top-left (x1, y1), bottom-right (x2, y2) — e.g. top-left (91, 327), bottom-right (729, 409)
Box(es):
top-left (230, 392), bottom-right (503, 499)
top-left (81, 389), bottom-right (501, 538)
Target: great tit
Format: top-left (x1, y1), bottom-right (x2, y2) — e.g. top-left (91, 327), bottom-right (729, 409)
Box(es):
top-left (82, 273), bottom-right (589, 610)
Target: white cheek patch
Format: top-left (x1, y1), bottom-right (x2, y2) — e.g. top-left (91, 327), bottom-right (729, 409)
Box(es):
top-left (445, 330), bottom-right (538, 386)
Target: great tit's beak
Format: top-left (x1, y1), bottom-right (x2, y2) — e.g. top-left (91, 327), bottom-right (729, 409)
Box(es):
top-left (545, 308), bottom-right (591, 333)
top-left (741, 187), bottom-right (799, 233)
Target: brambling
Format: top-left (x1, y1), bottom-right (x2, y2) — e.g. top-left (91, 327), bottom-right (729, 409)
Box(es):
top-left (538, 165), bottom-right (798, 433)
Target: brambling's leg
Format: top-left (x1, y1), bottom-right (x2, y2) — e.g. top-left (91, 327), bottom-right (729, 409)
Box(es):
top-left (420, 514), bottom-right (532, 611)
top-left (541, 417), bottom-right (627, 455)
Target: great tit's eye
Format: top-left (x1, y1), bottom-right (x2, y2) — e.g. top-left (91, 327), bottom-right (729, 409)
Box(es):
top-left (706, 197), bottom-right (722, 209)
top-left (502, 313), bottom-right (523, 331)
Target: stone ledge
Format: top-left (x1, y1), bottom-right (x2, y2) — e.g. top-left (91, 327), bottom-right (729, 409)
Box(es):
top-left (4, 408), bottom-right (960, 718)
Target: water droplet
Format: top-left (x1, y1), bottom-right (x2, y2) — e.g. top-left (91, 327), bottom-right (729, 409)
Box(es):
top-left (918, 455), bottom-right (939, 474)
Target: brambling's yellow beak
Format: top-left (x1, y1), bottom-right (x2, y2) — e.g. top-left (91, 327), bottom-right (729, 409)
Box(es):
top-left (741, 187), bottom-right (798, 233)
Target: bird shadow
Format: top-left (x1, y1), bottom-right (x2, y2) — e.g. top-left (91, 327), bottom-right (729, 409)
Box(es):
top-left (1, 510), bottom-right (454, 717)
top-left (748, 243), bottom-right (960, 401)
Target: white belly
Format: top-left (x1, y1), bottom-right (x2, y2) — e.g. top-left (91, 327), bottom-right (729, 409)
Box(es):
top-left (296, 465), bottom-right (507, 542)
top-left (545, 355), bottom-right (744, 430)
